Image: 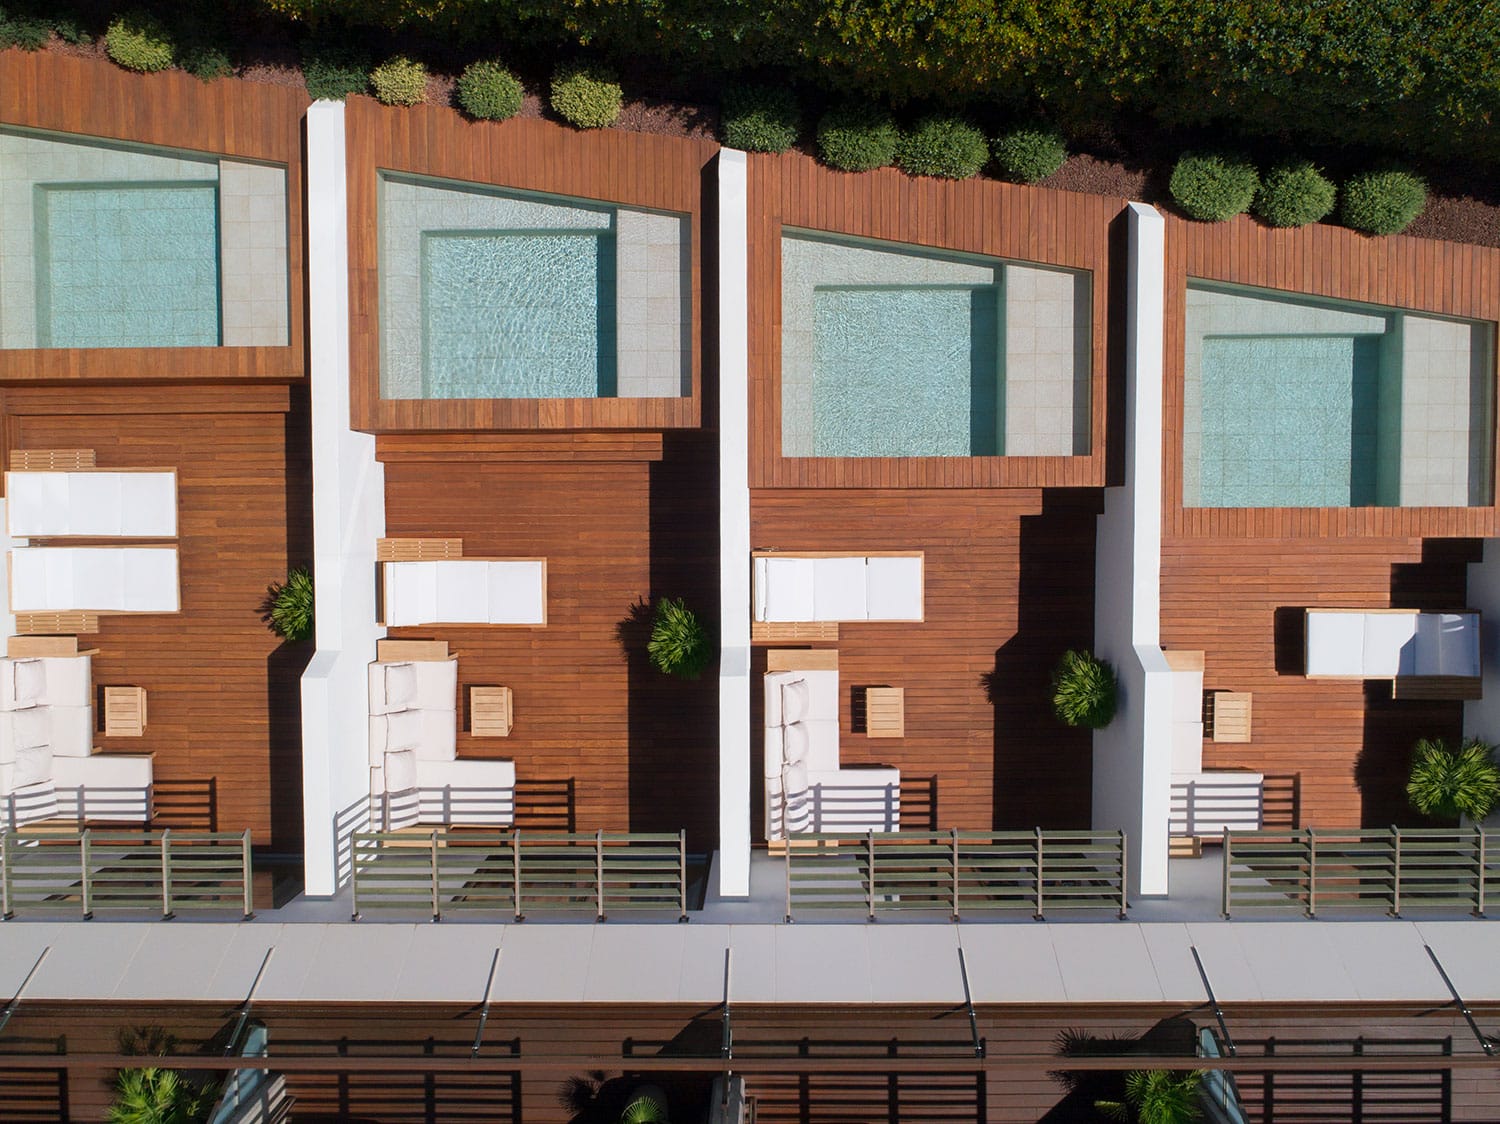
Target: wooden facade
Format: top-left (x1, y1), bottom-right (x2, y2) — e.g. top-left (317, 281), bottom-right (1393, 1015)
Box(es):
top-left (0, 49), bottom-right (308, 383)
top-left (343, 97), bottom-right (717, 433)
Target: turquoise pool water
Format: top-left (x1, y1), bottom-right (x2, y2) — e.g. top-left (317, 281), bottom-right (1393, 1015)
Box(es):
top-left (810, 285), bottom-right (1000, 456)
top-left (420, 229), bottom-right (616, 399)
top-left (35, 182), bottom-right (220, 348)
top-left (1197, 334), bottom-right (1385, 507)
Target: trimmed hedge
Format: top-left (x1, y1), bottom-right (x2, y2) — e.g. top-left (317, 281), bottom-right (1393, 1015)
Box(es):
top-left (105, 12), bottom-right (175, 73)
top-left (992, 125), bottom-right (1067, 184)
top-left (551, 64), bottom-right (622, 129)
top-left (721, 84), bottom-right (800, 153)
top-left (1253, 160), bottom-right (1336, 227)
top-left (370, 55), bottom-right (427, 105)
top-left (303, 45), bottom-right (370, 101)
top-left (816, 104), bottom-right (899, 171)
top-left (1341, 168), bottom-right (1427, 235)
top-left (896, 117), bottom-right (988, 179)
top-left (179, 41), bottom-right (233, 82)
top-left (1169, 151), bottom-right (1259, 221)
top-left (457, 60), bottom-right (523, 120)
top-left (0, 11), bottom-right (53, 50)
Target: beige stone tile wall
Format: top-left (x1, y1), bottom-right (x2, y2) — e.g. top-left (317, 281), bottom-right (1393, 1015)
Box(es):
top-left (218, 160), bottom-right (289, 347)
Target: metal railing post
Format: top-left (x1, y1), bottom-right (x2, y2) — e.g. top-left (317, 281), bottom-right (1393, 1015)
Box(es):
top-left (1118, 830), bottom-right (1128, 918)
top-left (161, 829), bottom-right (173, 919)
top-left (596, 829), bottom-right (605, 922)
top-left (1033, 826), bottom-right (1044, 920)
top-left (950, 828), bottom-right (960, 922)
top-left (430, 830), bottom-right (441, 922)
top-left (866, 832), bottom-right (876, 921)
top-left (513, 829), bottom-right (524, 922)
top-left (1, 831), bottom-right (11, 919)
top-left (1306, 828), bottom-right (1317, 918)
top-left (1478, 827), bottom-right (1488, 918)
top-left (1221, 829), bottom-right (1231, 918)
top-left (678, 830), bottom-right (688, 922)
top-left (1391, 825), bottom-right (1402, 917)
top-left (784, 840), bottom-right (793, 923)
top-left (241, 830), bottom-right (254, 919)
top-left (80, 829), bottom-right (92, 920)
top-left (350, 835), bottom-right (361, 921)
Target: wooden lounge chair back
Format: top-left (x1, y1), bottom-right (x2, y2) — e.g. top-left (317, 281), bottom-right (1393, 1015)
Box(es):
top-left (15, 612), bottom-right (99, 636)
top-left (10, 449), bottom-right (95, 471)
top-left (377, 538), bottom-right (463, 561)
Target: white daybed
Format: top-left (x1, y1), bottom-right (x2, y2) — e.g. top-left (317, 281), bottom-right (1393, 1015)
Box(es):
top-left (0, 652), bottom-right (153, 827)
top-left (5, 470), bottom-right (177, 538)
top-left (367, 644), bottom-right (515, 829)
top-left (763, 653), bottom-right (900, 842)
top-left (380, 559), bottom-right (547, 627)
top-left (1164, 649), bottom-right (1263, 838)
top-left (1305, 609), bottom-right (1480, 682)
top-left (8, 547), bottom-right (180, 613)
top-left (752, 552), bottom-right (924, 624)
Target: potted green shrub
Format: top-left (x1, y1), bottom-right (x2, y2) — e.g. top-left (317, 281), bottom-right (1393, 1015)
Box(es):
top-left (816, 104), bottom-right (899, 172)
top-left (1096, 1069), bottom-right (1204, 1123)
top-left (263, 566), bottom-right (314, 644)
top-left (721, 84), bottom-right (801, 153)
top-left (992, 124), bottom-right (1068, 184)
top-left (1168, 151), bottom-right (1259, 221)
top-left (1406, 737), bottom-right (1500, 822)
top-left (457, 60), bottom-right (524, 121)
top-left (647, 598), bottom-right (713, 679)
top-left (895, 117), bottom-right (989, 179)
top-left (619, 1083), bottom-right (669, 1123)
top-left (108, 1067), bottom-right (213, 1124)
top-left (370, 56), bottom-right (427, 106)
top-left (1052, 649), bottom-right (1118, 729)
top-left (1341, 167), bottom-right (1427, 235)
top-left (550, 65), bottom-right (622, 129)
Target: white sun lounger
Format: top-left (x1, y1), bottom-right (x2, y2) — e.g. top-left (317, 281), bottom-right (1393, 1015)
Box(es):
top-left (752, 552), bottom-right (924, 623)
top-left (8, 547), bottom-right (180, 614)
top-left (380, 559), bottom-right (548, 626)
top-left (6, 470), bottom-right (177, 538)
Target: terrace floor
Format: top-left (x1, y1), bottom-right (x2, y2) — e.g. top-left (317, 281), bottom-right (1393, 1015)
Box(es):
top-left (379, 431), bottom-right (720, 850)
top-left (1160, 534), bottom-right (1476, 828)
top-left (1, 384), bottom-right (309, 847)
top-left (749, 486), bottom-right (1102, 838)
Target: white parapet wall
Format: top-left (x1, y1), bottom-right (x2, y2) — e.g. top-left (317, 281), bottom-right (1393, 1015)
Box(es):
top-left (1093, 202), bottom-right (1173, 898)
top-left (1464, 539), bottom-right (1500, 752)
top-left (717, 149), bottom-right (752, 898)
top-left (300, 100), bottom-right (387, 896)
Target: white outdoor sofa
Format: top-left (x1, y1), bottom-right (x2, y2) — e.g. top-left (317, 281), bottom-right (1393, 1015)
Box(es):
top-left (0, 651), bottom-right (153, 827)
top-left (763, 652), bottom-right (900, 842)
top-left (5, 469), bottom-right (177, 538)
top-left (1164, 649), bottom-right (1263, 839)
top-left (752, 552), bottom-right (924, 624)
top-left (8, 546), bottom-right (180, 614)
top-left (380, 559), bottom-right (547, 627)
top-left (1305, 609), bottom-right (1480, 690)
top-left (367, 641), bottom-right (515, 829)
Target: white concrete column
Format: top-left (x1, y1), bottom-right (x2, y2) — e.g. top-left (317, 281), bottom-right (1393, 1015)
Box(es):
top-left (716, 149), bottom-right (752, 898)
top-left (1092, 202), bottom-right (1172, 898)
top-left (299, 101), bottom-right (387, 895)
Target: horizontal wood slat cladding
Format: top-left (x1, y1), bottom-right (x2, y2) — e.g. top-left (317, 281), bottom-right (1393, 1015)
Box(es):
top-left (751, 487), bottom-right (1101, 834)
top-left (11, 1000), bottom-right (1499, 1123)
top-left (748, 151), bottom-right (1124, 489)
top-left (344, 97), bottom-right (716, 433)
top-left (0, 50), bottom-right (308, 383)
top-left (382, 433), bottom-right (720, 847)
top-left (4, 388), bottom-right (308, 847)
top-left (376, 431), bottom-right (664, 462)
top-left (1163, 212), bottom-right (1500, 539)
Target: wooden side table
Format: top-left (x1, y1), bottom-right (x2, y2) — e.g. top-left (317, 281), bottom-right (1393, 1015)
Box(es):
top-left (470, 686), bottom-right (514, 737)
top-left (104, 686), bottom-right (147, 737)
top-left (865, 686), bottom-right (905, 738)
top-left (1211, 691), bottom-right (1252, 743)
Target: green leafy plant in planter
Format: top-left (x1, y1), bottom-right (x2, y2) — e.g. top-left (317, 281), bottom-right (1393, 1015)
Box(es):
top-left (619, 1084), bottom-right (670, 1123)
top-left (721, 84), bottom-right (801, 153)
top-left (1253, 160), bottom-right (1336, 227)
top-left (1341, 167), bottom-right (1427, 235)
top-left (551, 65), bottom-right (622, 129)
top-left (816, 104), bottom-right (898, 171)
top-left (457, 59), bottom-right (523, 121)
top-left (108, 1067), bottom-right (214, 1124)
top-left (1406, 736), bottom-right (1500, 822)
top-left (1095, 1069), bottom-right (1204, 1124)
top-left (0, 10), bottom-right (55, 50)
top-left (263, 566), bottom-right (314, 644)
top-left (302, 43), bottom-right (370, 101)
top-left (648, 597), bottom-right (713, 679)
top-left (105, 11), bottom-right (175, 73)
top-left (1052, 649), bottom-right (1118, 729)
top-left (895, 116), bottom-right (989, 179)
top-left (370, 56), bottom-right (427, 106)
top-left (992, 124), bottom-right (1068, 184)
top-left (1169, 151), bottom-right (1259, 221)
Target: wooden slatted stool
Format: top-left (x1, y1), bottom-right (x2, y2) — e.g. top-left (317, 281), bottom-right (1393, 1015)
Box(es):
top-left (104, 686), bottom-right (148, 737)
top-left (1210, 691), bottom-right (1252, 743)
top-left (470, 686), bottom-right (514, 737)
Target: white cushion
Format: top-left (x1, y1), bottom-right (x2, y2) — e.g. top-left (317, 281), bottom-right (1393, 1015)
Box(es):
top-left (1305, 611), bottom-right (1367, 676)
top-left (800, 719), bottom-right (842, 773)
top-left (797, 670), bottom-right (840, 723)
top-left (39, 655), bottom-right (90, 707)
top-left (5, 472), bottom-right (69, 536)
top-left (783, 760), bottom-right (809, 797)
top-left (12, 741), bottom-right (51, 788)
top-left (763, 725), bottom-right (784, 776)
top-left (1170, 668), bottom-right (1204, 725)
top-left (74, 547), bottom-right (125, 608)
top-left (12, 708), bottom-right (49, 750)
top-left (385, 709), bottom-right (424, 752)
top-left (1416, 612), bottom-right (1480, 677)
top-left (1171, 717), bottom-right (1205, 775)
top-left (1364, 612), bottom-right (1419, 677)
top-left (121, 548), bottom-right (179, 612)
top-left (69, 473), bottom-right (123, 534)
top-left (384, 748), bottom-right (419, 792)
top-left (50, 706), bottom-right (94, 758)
top-left (384, 664), bottom-right (418, 709)
top-left (12, 660), bottom-right (44, 706)
top-left (781, 679), bottom-right (810, 724)
top-left (487, 561), bottom-right (546, 624)
top-left (812, 556), bottom-right (868, 621)
top-left (384, 561), bottom-right (437, 627)
top-left (865, 555), bottom-right (924, 620)
top-left (117, 472), bottom-right (177, 537)
top-left (757, 557), bottom-right (815, 622)
top-left (436, 559), bottom-right (487, 623)
top-left (783, 721), bottom-right (809, 765)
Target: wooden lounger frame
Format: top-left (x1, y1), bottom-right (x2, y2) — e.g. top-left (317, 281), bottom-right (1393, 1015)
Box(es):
top-left (15, 612), bottom-right (99, 636)
top-left (375, 639), bottom-right (452, 663)
top-left (10, 449), bottom-right (95, 470)
top-left (377, 538), bottom-right (463, 561)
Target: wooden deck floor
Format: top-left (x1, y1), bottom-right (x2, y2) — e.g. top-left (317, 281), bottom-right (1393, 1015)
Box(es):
top-left (1, 384), bottom-right (310, 845)
top-left (750, 488), bottom-right (1101, 835)
top-left (380, 432), bottom-right (720, 849)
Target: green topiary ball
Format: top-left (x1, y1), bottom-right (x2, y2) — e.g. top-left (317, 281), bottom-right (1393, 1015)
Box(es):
top-left (550, 65), bottom-right (622, 129)
top-left (895, 117), bottom-right (989, 180)
top-left (457, 59), bottom-right (523, 121)
top-left (302, 44), bottom-right (370, 101)
top-left (1168, 151), bottom-right (1260, 222)
top-left (105, 12), bottom-right (175, 73)
top-left (721, 84), bottom-right (801, 153)
top-left (992, 125), bottom-right (1067, 184)
top-left (1340, 167), bottom-right (1427, 235)
top-left (1253, 160), bottom-right (1337, 227)
top-left (1051, 649), bottom-right (1118, 729)
top-left (0, 13), bottom-right (54, 51)
top-left (816, 104), bottom-right (899, 172)
top-left (370, 56), bottom-right (427, 107)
